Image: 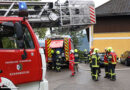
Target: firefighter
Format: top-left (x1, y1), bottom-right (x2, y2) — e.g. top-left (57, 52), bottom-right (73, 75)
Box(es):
top-left (84, 49), bottom-right (88, 64)
top-left (69, 50), bottom-right (75, 76)
top-left (89, 48), bottom-right (94, 76)
top-left (51, 49), bottom-right (56, 70)
top-left (56, 50), bottom-right (62, 72)
top-left (104, 48), bottom-right (109, 78)
top-left (107, 47), bottom-right (117, 81)
top-left (91, 48), bottom-right (100, 81)
top-left (74, 49), bottom-right (79, 73)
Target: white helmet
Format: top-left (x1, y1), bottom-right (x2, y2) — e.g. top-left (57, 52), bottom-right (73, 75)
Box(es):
top-left (70, 50), bottom-right (74, 53)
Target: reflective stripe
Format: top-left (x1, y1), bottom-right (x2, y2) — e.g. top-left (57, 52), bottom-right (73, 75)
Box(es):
top-left (96, 70), bottom-right (98, 80)
top-left (75, 54), bottom-right (79, 57)
top-left (92, 70), bottom-right (98, 80)
top-left (84, 57), bottom-right (88, 58)
top-left (75, 62), bottom-right (79, 64)
top-left (47, 39), bottom-right (52, 58)
top-left (104, 62), bottom-right (108, 65)
top-left (111, 73), bottom-right (116, 76)
top-left (91, 54), bottom-right (99, 67)
top-left (112, 55), bottom-right (116, 64)
top-left (92, 65), bottom-right (99, 67)
top-left (105, 72), bottom-right (108, 74)
top-left (64, 38), bottom-right (69, 61)
top-left (112, 62), bottom-right (116, 64)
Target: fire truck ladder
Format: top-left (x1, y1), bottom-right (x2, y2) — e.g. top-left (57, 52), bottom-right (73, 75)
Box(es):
top-left (0, 0), bottom-right (96, 29)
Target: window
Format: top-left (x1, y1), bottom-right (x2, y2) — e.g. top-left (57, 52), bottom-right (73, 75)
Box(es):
top-left (23, 25), bottom-right (35, 49)
top-left (0, 36), bottom-right (17, 49)
top-left (0, 22), bottom-right (17, 49)
top-left (0, 22), bottom-right (34, 49)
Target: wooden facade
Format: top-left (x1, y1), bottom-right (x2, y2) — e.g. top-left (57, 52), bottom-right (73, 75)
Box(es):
top-left (94, 16), bottom-right (130, 33)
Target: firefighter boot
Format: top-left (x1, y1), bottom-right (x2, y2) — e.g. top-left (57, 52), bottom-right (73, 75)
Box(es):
top-left (111, 75), bottom-right (116, 81)
top-left (104, 73), bottom-right (109, 78)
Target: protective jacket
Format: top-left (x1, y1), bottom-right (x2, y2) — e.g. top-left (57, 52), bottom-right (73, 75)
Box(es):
top-left (91, 54), bottom-right (100, 68)
top-left (108, 52), bottom-right (117, 64)
top-left (104, 55), bottom-right (108, 65)
top-left (74, 52), bottom-right (79, 63)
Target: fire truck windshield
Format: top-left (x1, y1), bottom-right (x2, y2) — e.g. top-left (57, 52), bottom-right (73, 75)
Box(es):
top-left (0, 22), bottom-right (34, 49)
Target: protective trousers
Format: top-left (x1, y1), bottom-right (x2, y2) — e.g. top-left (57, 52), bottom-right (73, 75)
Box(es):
top-left (92, 67), bottom-right (99, 81)
top-left (90, 63), bottom-right (92, 75)
top-left (84, 57), bottom-right (88, 64)
top-left (56, 59), bottom-right (61, 72)
top-left (108, 63), bottom-right (116, 80)
top-left (104, 64), bottom-right (109, 78)
top-left (69, 60), bottom-right (75, 76)
top-left (52, 60), bottom-right (56, 70)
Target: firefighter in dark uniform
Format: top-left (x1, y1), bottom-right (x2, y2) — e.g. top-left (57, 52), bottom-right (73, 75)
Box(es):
top-left (84, 49), bottom-right (88, 64)
top-left (74, 49), bottom-right (79, 73)
top-left (91, 48), bottom-right (100, 81)
top-left (56, 50), bottom-right (62, 72)
top-left (51, 49), bottom-right (56, 70)
top-left (104, 48), bottom-right (109, 78)
top-left (89, 48), bottom-right (94, 76)
top-left (107, 47), bottom-right (117, 81)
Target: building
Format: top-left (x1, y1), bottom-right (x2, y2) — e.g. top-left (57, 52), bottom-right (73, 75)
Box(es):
top-left (93, 0), bottom-right (130, 56)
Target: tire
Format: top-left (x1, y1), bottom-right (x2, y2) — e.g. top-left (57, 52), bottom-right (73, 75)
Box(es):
top-left (125, 60), bottom-right (129, 66)
top-left (120, 60), bottom-right (123, 64)
top-left (0, 85), bottom-right (11, 90)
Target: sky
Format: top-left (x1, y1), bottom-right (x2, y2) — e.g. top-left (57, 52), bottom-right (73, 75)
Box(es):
top-left (94, 0), bottom-right (110, 7)
top-left (42, 0), bottom-right (110, 8)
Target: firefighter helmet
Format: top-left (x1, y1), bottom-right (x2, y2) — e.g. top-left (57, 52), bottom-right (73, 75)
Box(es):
top-left (74, 49), bottom-right (78, 53)
top-left (51, 50), bottom-right (54, 54)
top-left (84, 49), bottom-right (87, 52)
top-left (70, 50), bottom-right (74, 53)
top-left (94, 48), bottom-right (99, 53)
top-left (107, 47), bottom-right (113, 52)
top-left (56, 50), bottom-right (60, 54)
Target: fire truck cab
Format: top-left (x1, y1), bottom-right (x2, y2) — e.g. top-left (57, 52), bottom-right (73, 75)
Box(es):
top-left (0, 1), bottom-right (48, 89)
top-left (45, 35), bottom-right (74, 68)
top-left (0, 17), bottom-right (48, 90)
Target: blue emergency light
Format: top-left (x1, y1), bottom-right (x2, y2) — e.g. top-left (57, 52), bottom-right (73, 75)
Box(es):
top-left (18, 2), bottom-right (28, 17)
top-left (19, 2), bottom-right (27, 11)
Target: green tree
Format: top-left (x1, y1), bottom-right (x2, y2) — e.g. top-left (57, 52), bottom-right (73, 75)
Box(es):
top-left (55, 27), bottom-right (85, 48)
top-left (69, 31), bottom-right (85, 48)
top-left (34, 28), bottom-right (47, 39)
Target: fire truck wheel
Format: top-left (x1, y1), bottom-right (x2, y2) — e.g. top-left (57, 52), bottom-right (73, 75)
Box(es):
top-left (125, 60), bottom-right (128, 66)
top-left (0, 85), bottom-right (11, 90)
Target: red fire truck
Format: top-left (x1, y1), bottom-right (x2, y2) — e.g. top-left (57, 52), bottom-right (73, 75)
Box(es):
top-left (45, 35), bottom-right (74, 68)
